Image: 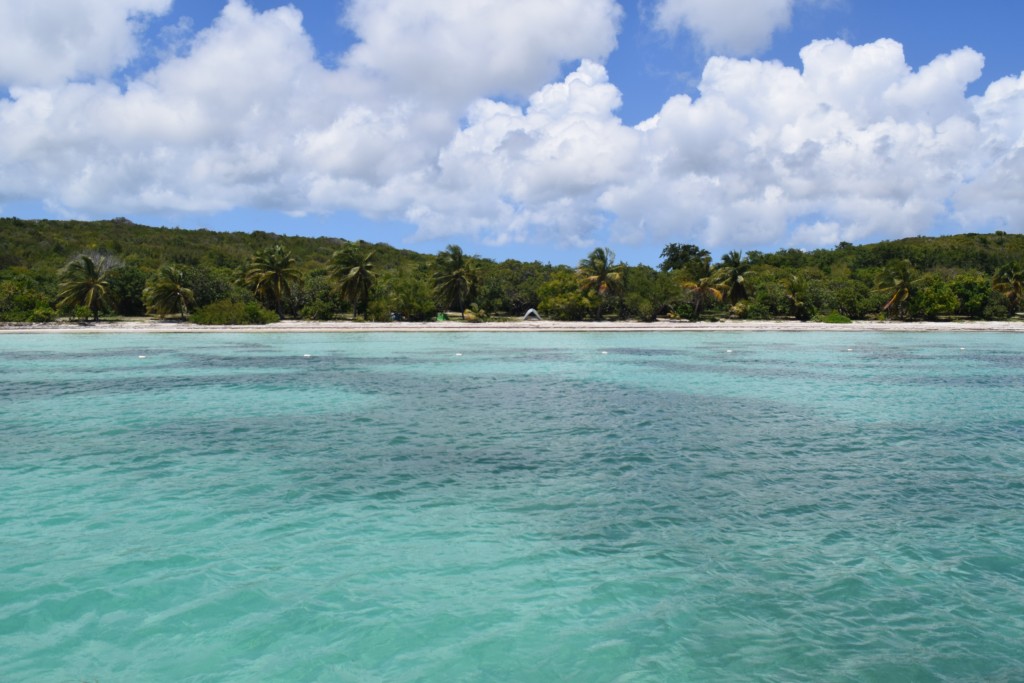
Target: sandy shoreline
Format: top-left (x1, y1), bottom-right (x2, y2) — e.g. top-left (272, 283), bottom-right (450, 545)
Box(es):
top-left (2, 318), bottom-right (1023, 334)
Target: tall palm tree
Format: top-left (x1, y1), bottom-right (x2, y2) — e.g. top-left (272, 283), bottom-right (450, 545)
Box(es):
top-left (576, 247), bottom-right (624, 319)
top-left (714, 251), bottom-right (750, 305)
top-left (433, 245), bottom-right (479, 318)
top-left (330, 249), bottom-right (377, 319)
top-left (782, 274), bottom-right (811, 321)
top-left (57, 254), bottom-right (116, 321)
top-left (993, 262), bottom-right (1024, 314)
top-left (876, 259), bottom-right (916, 319)
top-left (242, 244), bottom-right (300, 316)
top-left (144, 265), bottom-right (195, 320)
top-left (677, 257), bottom-right (723, 320)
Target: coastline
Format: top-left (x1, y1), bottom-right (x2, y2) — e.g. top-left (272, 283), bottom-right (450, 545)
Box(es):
top-left (2, 318), bottom-right (1023, 334)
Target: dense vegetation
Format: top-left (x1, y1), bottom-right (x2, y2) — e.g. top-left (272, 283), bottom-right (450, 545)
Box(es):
top-left (2, 216), bottom-right (1023, 324)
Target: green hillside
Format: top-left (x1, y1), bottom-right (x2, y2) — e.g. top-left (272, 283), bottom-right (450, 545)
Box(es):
top-left (1, 216), bottom-right (1022, 323)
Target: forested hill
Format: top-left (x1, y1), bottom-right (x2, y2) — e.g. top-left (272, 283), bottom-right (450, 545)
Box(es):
top-left (3, 216), bottom-right (1023, 274)
top-left (0, 216), bottom-right (429, 273)
top-left (2, 216), bottom-right (1023, 323)
top-left (747, 232), bottom-right (1024, 273)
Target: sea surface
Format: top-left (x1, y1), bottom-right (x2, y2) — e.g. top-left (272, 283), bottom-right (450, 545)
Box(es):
top-left (1, 330), bottom-right (1023, 682)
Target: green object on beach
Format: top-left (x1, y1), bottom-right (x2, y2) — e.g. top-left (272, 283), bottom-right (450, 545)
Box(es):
top-left (2, 331), bottom-right (1022, 682)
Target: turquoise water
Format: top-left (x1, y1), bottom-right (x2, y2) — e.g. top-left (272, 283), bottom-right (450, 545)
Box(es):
top-left (2, 331), bottom-right (1023, 682)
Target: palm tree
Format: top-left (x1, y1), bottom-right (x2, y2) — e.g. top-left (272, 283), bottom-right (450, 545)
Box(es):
top-left (144, 265), bottom-right (195, 320)
top-left (677, 257), bottom-right (723, 320)
top-left (713, 251), bottom-right (750, 305)
top-left (782, 274), bottom-right (811, 321)
top-left (875, 259), bottom-right (916, 319)
top-left (330, 249), bottom-right (377, 319)
top-left (433, 245), bottom-right (479, 318)
top-left (993, 262), bottom-right (1024, 315)
top-left (242, 244), bottom-right (300, 316)
top-left (57, 254), bottom-right (116, 321)
top-left (576, 247), bottom-right (624, 319)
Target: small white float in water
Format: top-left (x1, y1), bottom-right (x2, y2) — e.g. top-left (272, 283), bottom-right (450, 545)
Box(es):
top-left (138, 355), bottom-right (146, 359)
top-left (455, 353), bottom-right (463, 356)
top-left (303, 354), bottom-right (312, 358)
top-left (601, 351), bottom-right (608, 355)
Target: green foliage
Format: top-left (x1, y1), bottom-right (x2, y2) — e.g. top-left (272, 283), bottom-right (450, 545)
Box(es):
top-left (4, 217), bottom-right (1024, 325)
top-left (476, 259), bottom-right (551, 315)
top-left (179, 264), bottom-right (236, 308)
top-left (539, 269), bottom-right (593, 320)
top-left (377, 270), bottom-right (436, 321)
top-left (577, 247), bottom-right (624, 318)
top-left (57, 254), bottom-right (117, 321)
top-left (240, 244), bottom-right (301, 316)
top-left (713, 251), bottom-right (751, 305)
top-left (992, 262), bottom-right (1024, 314)
top-left (191, 300), bottom-right (279, 325)
top-left (107, 264), bottom-right (148, 316)
top-left (330, 248), bottom-right (377, 318)
top-left (292, 273), bottom-right (341, 319)
top-left (144, 265), bottom-right (196, 319)
top-left (806, 277), bottom-right (871, 319)
top-left (677, 256), bottom-right (724, 321)
top-left (621, 266), bottom-right (675, 321)
top-left (71, 305), bottom-right (93, 321)
top-left (911, 275), bottom-right (958, 320)
top-left (365, 299), bottom-right (394, 322)
top-left (0, 275), bottom-right (53, 321)
top-left (27, 307), bottom-right (57, 322)
top-left (433, 245), bottom-right (480, 317)
top-left (950, 272), bottom-right (991, 318)
top-left (812, 312), bottom-right (853, 323)
top-left (875, 259), bottom-right (917, 319)
top-left (659, 243), bottom-right (710, 275)
top-left (299, 300), bottom-right (337, 320)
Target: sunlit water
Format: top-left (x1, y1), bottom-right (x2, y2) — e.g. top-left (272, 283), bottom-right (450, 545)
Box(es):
top-left (2, 331), bottom-right (1023, 682)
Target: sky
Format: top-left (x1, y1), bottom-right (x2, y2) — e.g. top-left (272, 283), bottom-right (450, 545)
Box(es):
top-left (1, 0), bottom-right (1023, 267)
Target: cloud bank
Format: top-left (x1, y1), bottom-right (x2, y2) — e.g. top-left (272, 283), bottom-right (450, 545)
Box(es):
top-left (0, 0), bottom-right (1022, 253)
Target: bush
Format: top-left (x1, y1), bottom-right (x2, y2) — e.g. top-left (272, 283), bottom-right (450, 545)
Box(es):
top-left (192, 300), bottom-right (279, 325)
top-left (299, 300), bottom-right (336, 320)
top-left (27, 307), bottom-right (57, 322)
top-left (365, 300), bottom-right (393, 322)
top-left (812, 312), bottom-right (853, 324)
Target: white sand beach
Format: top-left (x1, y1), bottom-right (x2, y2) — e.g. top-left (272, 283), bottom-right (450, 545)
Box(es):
top-left (2, 318), bottom-right (1023, 334)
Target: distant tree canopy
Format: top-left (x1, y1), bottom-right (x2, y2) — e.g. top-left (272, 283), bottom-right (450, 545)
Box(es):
top-left (2, 217), bottom-right (1024, 323)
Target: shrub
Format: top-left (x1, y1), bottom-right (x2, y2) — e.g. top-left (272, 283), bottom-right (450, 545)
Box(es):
top-left (365, 300), bottom-right (393, 322)
top-left (27, 307), bottom-right (57, 322)
top-left (812, 312), bottom-right (853, 324)
top-left (299, 300), bottom-right (336, 320)
top-left (192, 300), bottom-right (279, 325)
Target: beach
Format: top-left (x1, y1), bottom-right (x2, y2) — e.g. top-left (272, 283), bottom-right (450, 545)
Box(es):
top-left (2, 318), bottom-right (1023, 333)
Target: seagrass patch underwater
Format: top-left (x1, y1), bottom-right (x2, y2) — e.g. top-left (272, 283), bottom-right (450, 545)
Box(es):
top-left (1, 331), bottom-right (1023, 682)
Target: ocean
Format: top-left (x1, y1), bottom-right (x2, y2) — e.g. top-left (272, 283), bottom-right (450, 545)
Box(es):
top-left (2, 331), bottom-right (1022, 682)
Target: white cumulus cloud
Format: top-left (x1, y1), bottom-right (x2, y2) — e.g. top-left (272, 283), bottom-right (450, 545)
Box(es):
top-left (654, 0), bottom-right (795, 55)
top-left (0, 0), bottom-right (1022, 254)
top-left (0, 0), bottom-right (172, 87)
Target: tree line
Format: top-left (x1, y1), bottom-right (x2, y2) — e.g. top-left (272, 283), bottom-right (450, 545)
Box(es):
top-left (1, 217), bottom-right (1022, 323)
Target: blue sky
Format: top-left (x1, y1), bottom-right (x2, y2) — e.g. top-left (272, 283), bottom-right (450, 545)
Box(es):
top-left (1, 0), bottom-right (1022, 266)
